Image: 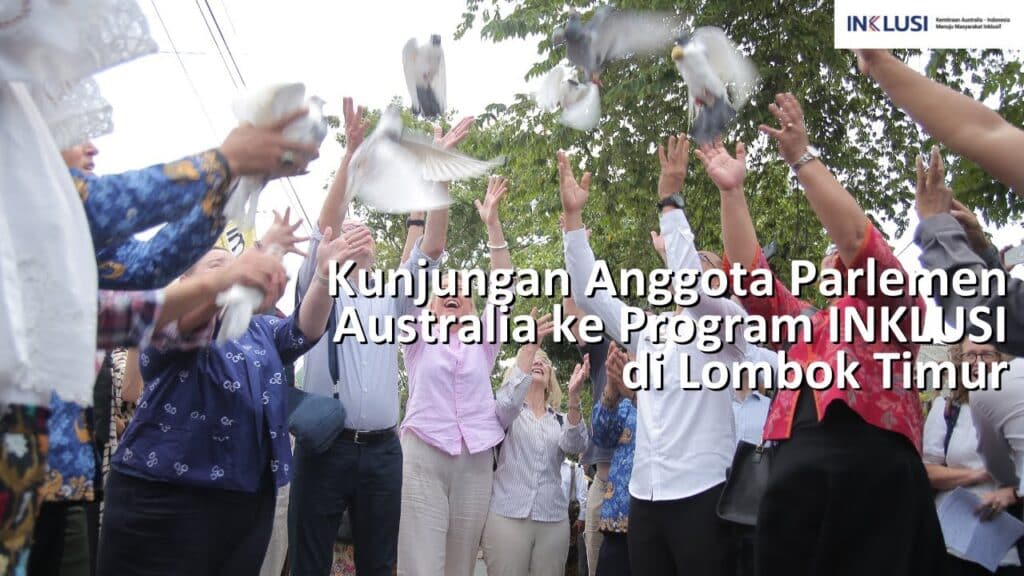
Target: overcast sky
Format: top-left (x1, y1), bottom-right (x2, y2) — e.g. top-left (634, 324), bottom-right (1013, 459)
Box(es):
top-left (92, 0), bottom-right (1022, 338)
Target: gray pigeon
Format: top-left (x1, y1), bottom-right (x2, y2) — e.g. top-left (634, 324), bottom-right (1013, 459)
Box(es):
top-left (402, 35), bottom-right (446, 118)
top-left (345, 107), bottom-right (503, 213)
top-left (671, 27), bottom-right (759, 145)
top-left (551, 7), bottom-right (681, 85)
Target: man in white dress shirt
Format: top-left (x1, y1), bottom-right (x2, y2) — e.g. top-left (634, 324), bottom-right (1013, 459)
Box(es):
top-left (559, 136), bottom-right (756, 576)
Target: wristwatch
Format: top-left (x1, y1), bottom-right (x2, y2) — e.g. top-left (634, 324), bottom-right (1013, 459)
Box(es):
top-left (790, 145), bottom-right (820, 174)
top-left (656, 194), bottom-right (685, 212)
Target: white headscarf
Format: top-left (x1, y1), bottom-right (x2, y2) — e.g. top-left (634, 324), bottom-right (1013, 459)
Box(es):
top-left (0, 0), bottom-right (156, 405)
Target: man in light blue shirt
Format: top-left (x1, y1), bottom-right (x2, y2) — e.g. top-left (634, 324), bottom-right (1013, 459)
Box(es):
top-left (288, 100), bottom-right (469, 576)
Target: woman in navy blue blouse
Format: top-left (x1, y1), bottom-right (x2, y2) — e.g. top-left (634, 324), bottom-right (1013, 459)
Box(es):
top-left (96, 230), bottom-right (353, 576)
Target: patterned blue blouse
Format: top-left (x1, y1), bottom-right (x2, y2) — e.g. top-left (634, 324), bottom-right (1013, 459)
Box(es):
top-left (74, 149), bottom-right (232, 289)
top-left (591, 396), bottom-right (636, 533)
top-left (41, 395), bottom-right (95, 502)
top-left (113, 311), bottom-right (318, 492)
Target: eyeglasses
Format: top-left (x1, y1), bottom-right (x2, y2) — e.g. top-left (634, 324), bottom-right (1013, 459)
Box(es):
top-left (958, 351), bottom-right (1000, 363)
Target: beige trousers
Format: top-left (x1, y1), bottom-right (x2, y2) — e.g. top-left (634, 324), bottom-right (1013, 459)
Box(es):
top-left (584, 476), bottom-right (607, 576)
top-left (397, 433), bottom-right (494, 576)
top-left (481, 510), bottom-right (570, 576)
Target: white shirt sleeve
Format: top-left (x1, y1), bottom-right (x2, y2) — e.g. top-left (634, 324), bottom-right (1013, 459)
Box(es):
top-left (563, 228), bottom-right (638, 353)
top-left (970, 359), bottom-right (1024, 491)
top-left (922, 396), bottom-right (948, 466)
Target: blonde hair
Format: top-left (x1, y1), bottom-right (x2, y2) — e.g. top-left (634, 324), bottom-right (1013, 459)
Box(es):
top-left (503, 348), bottom-right (562, 410)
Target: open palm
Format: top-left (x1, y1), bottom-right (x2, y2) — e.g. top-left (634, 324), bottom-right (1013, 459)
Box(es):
top-left (696, 141), bottom-right (747, 193)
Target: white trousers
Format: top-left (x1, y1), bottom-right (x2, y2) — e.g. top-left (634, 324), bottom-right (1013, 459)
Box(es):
top-left (397, 432), bottom-right (494, 576)
top-left (482, 510), bottom-right (569, 576)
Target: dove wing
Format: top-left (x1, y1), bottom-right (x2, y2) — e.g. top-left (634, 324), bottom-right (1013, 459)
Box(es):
top-left (559, 83), bottom-right (601, 132)
top-left (594, 10), bottom-right (681, 64)
top-left (693, 27), bottom-right (759, 109)
top-left (402, 38), bottom-right (421, 111)
top-left (535, 67), bottom-right (567, 112)
top-left (347, 137), bottom-right (453, 213)
top-left (433, 48), bottom-right (447, 113)
top-left (399, 131), bottom-right (505, 182)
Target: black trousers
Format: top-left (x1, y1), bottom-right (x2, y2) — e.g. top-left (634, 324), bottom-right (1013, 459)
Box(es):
top-left (596, 531), bottom-right (630, 576)
top-left (730, 523), bottom-right (757, 576)
top-left (757, 403), bottom-right (948, 576)
top-left (628, 483), bottom-right (733, 576)
top-left (28, 502), bottom-right (73, 576)
top-left (96, 470), bottom-right (276, 576)
top-left (288, 433), bottom-right (402, 576)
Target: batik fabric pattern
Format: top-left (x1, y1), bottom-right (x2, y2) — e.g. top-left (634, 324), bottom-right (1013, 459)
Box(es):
top-left (39, 395), bottom-right (94, 502)
top-left (590, 397), bottom-right (636, 534)
top-left (0, 405), bottom-right (51, 576)
top-left (75, 149), bottom-right (233, 290)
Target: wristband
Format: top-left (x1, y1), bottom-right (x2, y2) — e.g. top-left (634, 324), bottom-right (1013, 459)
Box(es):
top-left (314, 268), bottom-right (331, 287)
top-left (406, 219), bottom-right (425, 229)
top-left (487, 241), bottom-right (509, 250)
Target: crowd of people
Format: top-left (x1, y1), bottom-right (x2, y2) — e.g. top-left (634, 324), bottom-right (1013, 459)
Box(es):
top-left (4, 4), bottom-right (1024, 576)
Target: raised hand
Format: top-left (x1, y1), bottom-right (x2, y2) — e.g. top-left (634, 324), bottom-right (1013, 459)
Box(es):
top-left (854, 49), bottom-right (891, 77)
top-left (950, 199), bottom-right (991, 253)
top-left (475, 176), bottom-right (508, 227)
top-left (695, 140), bottom-right (747, 194)
top-left (604, 343), bottom-right (633, 401)
top-left (434, 116), bottom-right (475, 150)
top-left (259, 208), bottom-right (309, 257)
top-left (915, 145), bottom-right (953, 219)
top-left (758, 93), bottom-right (810, 167)
top-left (557, 150), bottom-right (591, 217)
top-left (567, 353), bottom-right (590, 400)
top-left (343, 97), bottom-right (369, 154)
top-left (658, 133), bottom-right (690, 199)
top-left (315, 226), bottom-right (372, 281)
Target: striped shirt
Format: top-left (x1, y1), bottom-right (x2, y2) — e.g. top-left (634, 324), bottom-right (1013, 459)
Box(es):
top-left (491, 366), bottom-right (590, 522)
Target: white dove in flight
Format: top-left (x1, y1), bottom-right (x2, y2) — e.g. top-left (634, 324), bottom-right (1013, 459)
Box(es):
top-left (345, 107), bottom-right (503, 213)
top-left (402, 35), bottom-right (446, 118)
top-left (535, 66), bottom-right (601, 132)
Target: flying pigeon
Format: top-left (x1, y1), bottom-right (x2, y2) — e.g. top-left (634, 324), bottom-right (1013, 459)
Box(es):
top-left (227, 83), bottom-right (328, 231)
top-left (535, 66), bottom-right (601, 132)
top-left (345, 107), bottom-right (503, 213)
top-left (671, 27), bottom-right (759, 145)
top-left (551, 7), bottom-right (681, 85)
top-left (402, 35), bottom-right (446, 118)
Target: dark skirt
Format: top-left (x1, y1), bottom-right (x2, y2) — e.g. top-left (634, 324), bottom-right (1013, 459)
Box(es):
top-left (757, 402), bottom-right (948, 576)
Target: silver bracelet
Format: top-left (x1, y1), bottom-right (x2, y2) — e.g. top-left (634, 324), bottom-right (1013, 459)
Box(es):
top-left (487, 241), bottom-right (509, 250)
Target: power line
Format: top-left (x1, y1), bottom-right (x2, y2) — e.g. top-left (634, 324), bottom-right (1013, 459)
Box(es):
top-left (193, 0), bottom-right (238, 89)
top-left (194, 0), bottom-right (314, 234)
top-left (204, 0), bottom-right (246, 87)
top-left (149, 0), bottom-right (219, 137)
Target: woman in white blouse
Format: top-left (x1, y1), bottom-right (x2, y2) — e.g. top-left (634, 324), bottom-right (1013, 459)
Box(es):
top-left (923, 340), bottom-right (1021, 575)
top-left (482, 346), bottom-right (589, 576)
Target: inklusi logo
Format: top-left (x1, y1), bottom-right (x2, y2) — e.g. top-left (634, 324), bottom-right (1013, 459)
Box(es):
top-left (847, 15), bottom-right (929, 32)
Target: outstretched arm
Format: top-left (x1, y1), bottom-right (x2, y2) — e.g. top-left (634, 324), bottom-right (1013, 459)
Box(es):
top-left (758, 93), bottom-right (867, 264)
top-left (857, 50), bottom-right (1024, 192)
top-left (319, 97), bottom-right (368, 234)
top-left (695, 140), bottom-right (760, 271)
top-left (559, 152), bottom-right (637, 352)
top-left (476, 176), bottom-right (512, 272)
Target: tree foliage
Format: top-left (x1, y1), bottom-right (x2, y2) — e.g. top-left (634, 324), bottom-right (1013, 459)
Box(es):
top-left (329, 2), bottom-right (1022, 415)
